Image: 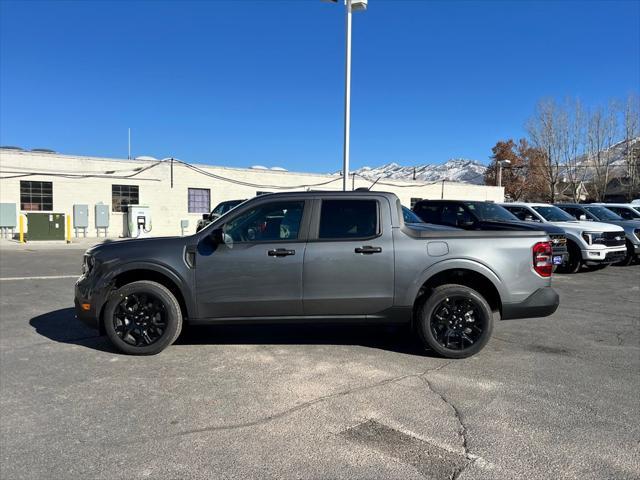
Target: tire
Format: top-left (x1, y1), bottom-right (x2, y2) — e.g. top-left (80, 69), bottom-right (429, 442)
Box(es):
top-left (103, 280), bottom-right (183, 355)
top-left (615, 241), bottom-right (635, 266)
top-left (416, 284), bottom-right (493, 359)
top-left (557, 241), bottom-right (582, 274)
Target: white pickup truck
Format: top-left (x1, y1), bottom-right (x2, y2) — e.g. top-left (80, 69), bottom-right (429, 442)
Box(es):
top-left (501, 202), bottom-right (627, 273)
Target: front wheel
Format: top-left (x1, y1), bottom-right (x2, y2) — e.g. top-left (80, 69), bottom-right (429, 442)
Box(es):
top-left (103, 280), bottom-right (183, 355)
top-left (416, 284), bottom-right (493, 359)
top-left (556, 242), bottom-right (582, 274)
top-left (615, 241), bottom-right (635, 266)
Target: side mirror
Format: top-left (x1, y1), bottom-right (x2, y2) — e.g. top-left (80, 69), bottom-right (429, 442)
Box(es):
top-left (210, 227), bottom-right (225, 244)
top-left (579, 214), bottom-right (588, 221)
top-left (202, 213), bottom-right (210, 221)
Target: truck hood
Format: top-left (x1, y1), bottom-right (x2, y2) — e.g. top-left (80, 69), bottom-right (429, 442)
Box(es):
top-left (87, 236), bottom-right (185, 256)
top-left (547, 220), bottom-right (625, 233)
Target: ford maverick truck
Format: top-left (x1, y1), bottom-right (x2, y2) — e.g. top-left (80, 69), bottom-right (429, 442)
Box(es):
top-left (75, 192), bottom-right (559, 358)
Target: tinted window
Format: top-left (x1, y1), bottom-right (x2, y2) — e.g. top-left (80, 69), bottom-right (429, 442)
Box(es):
top-left (319, 200), bottom-right (378, 239)
top-left (413, 203), bottom-right (441, 223)
top-left (532, 206), bottom-right (575, 222)
top-left (583, 206), bottom-right (623, 221)
top-left (464, 202), bottom-right (518, 222)
top-left (223, 201), bottom-right (304, 242)
top-left (505, 206), bottom-right (541, 222)
top-left (558, 206), bottom-right (582, 219)
top-left (608, 206), bottom-right (640, 220)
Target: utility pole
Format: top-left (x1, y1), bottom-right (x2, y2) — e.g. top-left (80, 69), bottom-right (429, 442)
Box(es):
top-left (324, 0), bottom-right (367, 191)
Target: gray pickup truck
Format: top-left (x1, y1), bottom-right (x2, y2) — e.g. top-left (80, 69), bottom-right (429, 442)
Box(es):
top-left (75, 191), bottom-right (559, 358)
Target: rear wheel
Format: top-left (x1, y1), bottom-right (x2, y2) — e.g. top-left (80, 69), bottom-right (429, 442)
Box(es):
top-left (557, 241), bottom-right (581, 274)
top-left (416, 284), bottom-right (493, 359)
top-left (103, 280), bottom-right (182, 355)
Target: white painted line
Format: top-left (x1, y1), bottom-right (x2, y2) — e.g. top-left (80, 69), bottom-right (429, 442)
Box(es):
top-left (0, 275), bottom-right (78, 281)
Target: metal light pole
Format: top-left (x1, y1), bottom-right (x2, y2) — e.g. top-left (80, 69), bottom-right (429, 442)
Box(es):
top-left (325, 0), bottom-right (367, 190)
top-left (497, 160), bottom-right (511, 187)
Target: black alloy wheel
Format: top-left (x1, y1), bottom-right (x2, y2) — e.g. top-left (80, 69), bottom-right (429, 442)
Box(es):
top-left (113, 293), bottom-right (167, 346)
top-left (103, 280), bottom-right (182, 355)
top-left (417, 284), bottom-right (493, 359)
top-left (430, 296), bottom-right (485, 351)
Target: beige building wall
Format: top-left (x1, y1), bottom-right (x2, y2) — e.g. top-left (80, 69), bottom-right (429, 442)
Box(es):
top-left (0, 150), bottom-right (504, 238)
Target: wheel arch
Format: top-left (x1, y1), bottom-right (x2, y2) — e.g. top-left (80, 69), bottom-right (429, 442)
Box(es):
top-left (99, 264), bottom-right (193, 333)
top-left (411, 265), bottom-right (503, 323)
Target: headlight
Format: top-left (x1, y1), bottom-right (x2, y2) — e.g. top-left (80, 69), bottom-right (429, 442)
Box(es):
top-left (581, 231), bottom-right (604, 245)
top-left (82, 254), bottom-right (96, 274)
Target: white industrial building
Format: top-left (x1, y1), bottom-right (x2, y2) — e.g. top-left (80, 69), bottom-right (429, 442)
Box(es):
top-left (0, 148), bottom-right (504, 238)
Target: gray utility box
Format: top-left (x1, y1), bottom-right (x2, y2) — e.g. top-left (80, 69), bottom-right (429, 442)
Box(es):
top-left (73, 204), bottom-right (89, 228)
top-left (95, 204), bottom-right (110, 228)
top-left (0, 203), bottom-right (17, 228)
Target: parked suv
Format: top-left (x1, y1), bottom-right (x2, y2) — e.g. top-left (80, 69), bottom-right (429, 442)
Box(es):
top-left (555, 203), bottom-right (640, 266)
top-left (412, 200), bottom-right (569, 267)
top-left (501, 203), bottom-right (626, 273)
top-left (75, 191), bottom-right (559, 358)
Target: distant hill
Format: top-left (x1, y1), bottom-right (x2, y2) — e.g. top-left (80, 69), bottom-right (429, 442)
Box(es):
top-left (351, 159), bottom-right (487, 185)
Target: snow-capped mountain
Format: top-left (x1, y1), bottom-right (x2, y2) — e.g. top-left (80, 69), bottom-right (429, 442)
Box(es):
top-left (352, 159), bottom-right (487, 185)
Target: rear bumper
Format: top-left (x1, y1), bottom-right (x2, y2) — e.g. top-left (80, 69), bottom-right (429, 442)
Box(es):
top-left (501, 287), bottom-right (559, 320)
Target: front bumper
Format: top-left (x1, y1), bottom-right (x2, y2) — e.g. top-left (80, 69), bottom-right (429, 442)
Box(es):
top-left (581, 247), bottom-right (627, 265)
top-left (501, 287), bottom-right (560, 320)
top-left (74, 275), bottom-right (108, 331)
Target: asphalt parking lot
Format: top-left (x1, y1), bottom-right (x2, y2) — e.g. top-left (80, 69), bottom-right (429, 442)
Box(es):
top-left (0, 244), bottom-right (638, 479)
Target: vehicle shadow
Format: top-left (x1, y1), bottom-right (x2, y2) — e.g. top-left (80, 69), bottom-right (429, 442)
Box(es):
top-left (29, 308), bottom-right (117, 353)
top-left (176, 323), bottom-right (430, 357)
top-left (30, 308), bottom-right (431, 357)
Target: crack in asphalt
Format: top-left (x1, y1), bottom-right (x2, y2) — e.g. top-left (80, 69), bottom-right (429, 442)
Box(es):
top-left (168, 361), bottom-right (456, 440)
top-left (420, 374), bottom-right (474, 480)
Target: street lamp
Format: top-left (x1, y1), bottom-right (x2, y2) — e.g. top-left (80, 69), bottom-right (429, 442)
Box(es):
top-left (324, 0), bottom-right (367, 191)
top-left (497, 160), bottom-right (511, 188)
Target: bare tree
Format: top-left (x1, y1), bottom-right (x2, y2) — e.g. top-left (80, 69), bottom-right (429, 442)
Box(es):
top-left (622, 94), bottom-right (640, 201)
top-left (558, 98), bottom-right (588, 202)
top-left (587, 101), bottom-right (619, 202)
top-left (526, 99), bottom-right (563, 202)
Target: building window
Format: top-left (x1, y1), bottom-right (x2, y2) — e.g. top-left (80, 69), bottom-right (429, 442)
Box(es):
top-left (410, 197), bottom-right (423, 209)
top-left (20, 181), bottom-right (53, 211)
top-left (188, 188), bottom-right (211, 213)
top-left (112, 185), bottom-right (139, 212)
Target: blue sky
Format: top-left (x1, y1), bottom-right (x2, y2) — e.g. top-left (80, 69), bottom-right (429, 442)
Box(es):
top-left (1, 0), bottom-right (638, 173)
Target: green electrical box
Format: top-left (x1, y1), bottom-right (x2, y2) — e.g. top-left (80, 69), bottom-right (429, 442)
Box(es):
top-left (26, 213), bottom-right (65, 241)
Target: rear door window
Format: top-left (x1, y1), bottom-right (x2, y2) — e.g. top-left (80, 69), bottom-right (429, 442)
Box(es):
top-left (318, 200), bottom-right (378, 239)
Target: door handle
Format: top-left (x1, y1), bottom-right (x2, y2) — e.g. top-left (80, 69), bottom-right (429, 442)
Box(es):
top-left (355, 246), bottom-right (382, 254)
top-left (268, 248), bottom-right (296, 257)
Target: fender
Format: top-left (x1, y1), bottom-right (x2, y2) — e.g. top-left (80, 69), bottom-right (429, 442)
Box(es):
top-left (100, 259), bottom-right (196, 320)
top-left (401, 257), bottom-right (506, 307)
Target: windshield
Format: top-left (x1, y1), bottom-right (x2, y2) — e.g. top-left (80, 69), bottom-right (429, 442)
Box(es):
top-left (464, 202), bottom-right (519, 222)
top-left (402, 206), bottom-right (424, 223)
top-left (583, 206), bottom-right (623, 221)
top-left (532, 206), bottom-right (575, 222)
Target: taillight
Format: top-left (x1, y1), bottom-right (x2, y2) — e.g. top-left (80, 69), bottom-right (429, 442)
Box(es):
top-left (533, 241), bottom-right (553, 277)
